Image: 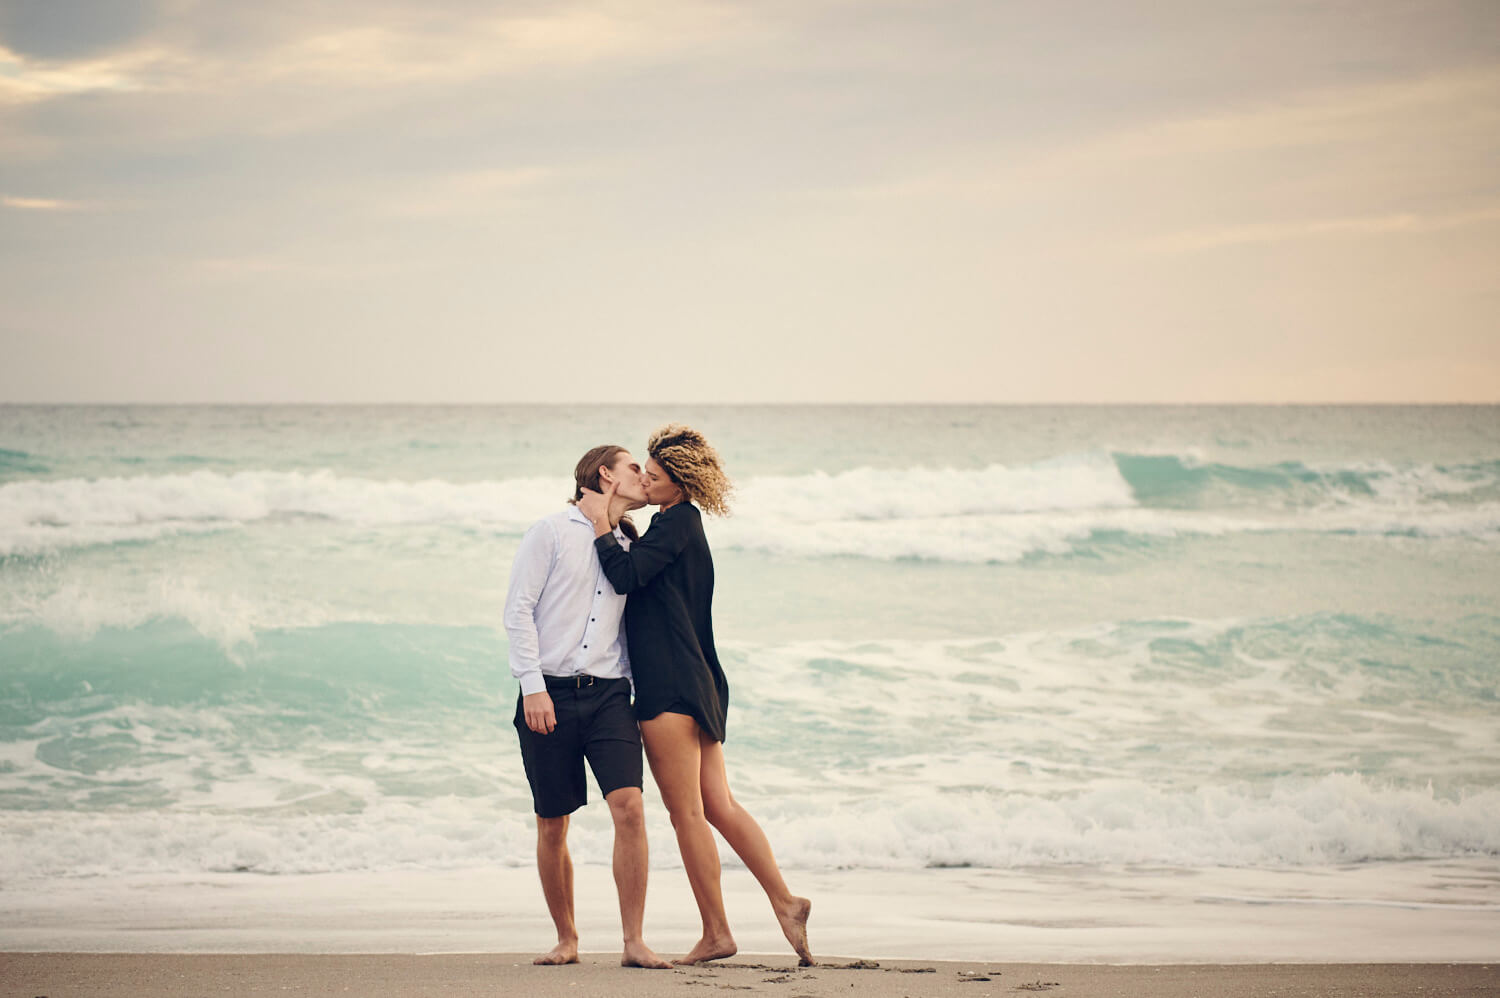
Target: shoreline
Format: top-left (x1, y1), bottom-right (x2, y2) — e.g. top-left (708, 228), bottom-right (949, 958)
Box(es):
top-left (5, 863), bottom-right (1499, 965)
top-left (3, 954), bottom-right (1496, 998)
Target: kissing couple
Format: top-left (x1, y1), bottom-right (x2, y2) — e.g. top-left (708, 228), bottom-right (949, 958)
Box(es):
top-left (503, 423), bottom-right (814, 969)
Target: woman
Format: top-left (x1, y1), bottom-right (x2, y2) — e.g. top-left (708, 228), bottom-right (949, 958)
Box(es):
top-left (578, 424), bottom-right (813, 967)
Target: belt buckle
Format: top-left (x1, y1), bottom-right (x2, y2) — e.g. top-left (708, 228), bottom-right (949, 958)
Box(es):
top-left (576, 674), bottom-right (595, 688)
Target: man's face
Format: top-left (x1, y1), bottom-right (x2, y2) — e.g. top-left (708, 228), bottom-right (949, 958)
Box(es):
top-left (604, 451), bottom-right (648, 506)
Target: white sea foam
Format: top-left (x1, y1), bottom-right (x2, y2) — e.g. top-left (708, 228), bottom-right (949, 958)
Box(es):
top-left (4, 457), bottom-right (1496, 560)
top-left (1308, 458), bottom-right (1496, 504)
top-left (0, 470), bottom-right (569, 555)
top-left (1312, 502), bottom-right (1500, 539)
top-left (3, 617), bottom-right (1496, 880)
top-left (18, 578), bottom-right (262, 650)
top-left (758, 775), bottom-right (1500, 869)
top-left (3, 408), bottom-right (1495, 912)
top-left (721, 625), bottom-right (1500, 799)
top-left (732, 453), bottom-right (1137, 521)
top-left (1, 774), bottom-right (1494, 881)
top-left (0, 800), bottom-right (540, 880)
top-left (711, 507), bottom-right (1259, 562)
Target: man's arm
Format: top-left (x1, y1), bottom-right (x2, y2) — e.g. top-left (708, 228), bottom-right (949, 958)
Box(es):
top-left (503, 521), bottom-right (558, 734)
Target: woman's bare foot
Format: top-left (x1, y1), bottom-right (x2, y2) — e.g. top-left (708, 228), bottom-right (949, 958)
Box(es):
top-left (672, 933), bottom-right (737, 965)
top-left (621, 939), bottom-right (672, 969)
top-left (533, 940), bottom-right (579, 966)
top-left (776, 896), bottom-right (814, 966)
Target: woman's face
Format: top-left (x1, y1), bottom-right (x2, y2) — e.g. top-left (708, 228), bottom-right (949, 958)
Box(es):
top-left (643, 457), bottom-right (684, 507)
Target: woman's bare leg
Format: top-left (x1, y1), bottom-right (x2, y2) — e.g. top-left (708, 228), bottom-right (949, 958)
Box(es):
top-left (699, 731), bottom-right (814, 965)
top-left (640, 712), bottom-right (736, 965)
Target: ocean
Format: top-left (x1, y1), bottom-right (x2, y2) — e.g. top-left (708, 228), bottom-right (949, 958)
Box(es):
top-left (2, 404), bottom-right (1498, 960)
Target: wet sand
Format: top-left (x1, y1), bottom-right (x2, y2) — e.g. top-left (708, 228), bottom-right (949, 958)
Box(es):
top-left (7, 864), bottom-right (1500, 965)
top-left (3, 953), bottom-right (1496, 998)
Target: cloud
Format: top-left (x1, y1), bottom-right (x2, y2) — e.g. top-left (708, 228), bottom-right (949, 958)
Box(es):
top-left (2, 194), bottom-right (87, 211)
top-left (789, 66), bottom-right (1500, 207)
top-left (257, 2), bottom-right (749, 87)
top-left (1142, 205), bottom-right (1500, 254)
top-left (257, 16), bottom-right (609, 90)
top-left (1, 2), bottom-right (752, 107)
top-left (0, 42), bottom-right (178, 104)
top-left (1072, 66), bottom-right (1500, 163)
top-left (379, 166), bottom-right (562, 217)
top-left (1, 1), bottom-right (1496, 403)
top-left (0, 0), bottom-right (158, 59)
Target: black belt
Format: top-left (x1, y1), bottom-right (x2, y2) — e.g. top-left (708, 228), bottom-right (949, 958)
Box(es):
top-left (543, 674), bottom-right (612, 690)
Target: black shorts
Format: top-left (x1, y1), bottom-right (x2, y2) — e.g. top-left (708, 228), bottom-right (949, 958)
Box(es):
top-left (514, 676), bottom-right (643, 818)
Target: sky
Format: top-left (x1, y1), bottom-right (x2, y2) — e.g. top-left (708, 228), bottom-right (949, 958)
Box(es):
top-left (1, 0), bottom-right (1497, 404)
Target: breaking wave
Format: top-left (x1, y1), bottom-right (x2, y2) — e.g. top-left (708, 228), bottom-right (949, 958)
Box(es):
top-left (3, 454), bottom-right (1497, 560)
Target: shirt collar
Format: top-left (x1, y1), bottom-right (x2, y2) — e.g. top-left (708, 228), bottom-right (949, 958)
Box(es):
top-left (567, 504), bottom-right (623, 539)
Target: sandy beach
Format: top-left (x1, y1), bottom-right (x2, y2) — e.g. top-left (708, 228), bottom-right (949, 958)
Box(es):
top-left (4, 953), bottom-right (1497, 998)
top-left (4, 865), bottom-right (1498, 996)
top-left (6, 864), bottom-right (1500, 964)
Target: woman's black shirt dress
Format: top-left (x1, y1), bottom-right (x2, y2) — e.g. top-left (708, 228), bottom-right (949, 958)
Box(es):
top-left (593, 502), bottom-right (729, 743)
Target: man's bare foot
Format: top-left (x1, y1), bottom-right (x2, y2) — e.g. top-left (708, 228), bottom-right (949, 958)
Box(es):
top-left (672, 933), bottom-right (737, 965)
top-left (776, 896), bottom-right (814, 966)
top-left (533, 940), bottom-right (579, 966)
top-left (621, 939), bottom-right (672, 969)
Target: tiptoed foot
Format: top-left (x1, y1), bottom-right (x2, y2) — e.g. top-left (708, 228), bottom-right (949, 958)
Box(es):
top-left (776, 896), bottom-right (814, 966)
top-left (621, 939), bottom-right (672, 969)
top-left (533, 939), bottom-right (579, 966)
top-left (672, 933), bottom-right (737, 966)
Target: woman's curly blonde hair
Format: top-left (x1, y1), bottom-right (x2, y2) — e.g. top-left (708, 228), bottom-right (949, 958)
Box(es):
top-left (647, 423), bottom-right (733, 517)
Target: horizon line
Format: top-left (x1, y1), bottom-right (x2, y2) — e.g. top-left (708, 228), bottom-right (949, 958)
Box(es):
top-left (1, 399), bottom-right (1498, 408)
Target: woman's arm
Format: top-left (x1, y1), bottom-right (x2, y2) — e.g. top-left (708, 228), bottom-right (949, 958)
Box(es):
top-left (593, 507), bottom-right (691, 594)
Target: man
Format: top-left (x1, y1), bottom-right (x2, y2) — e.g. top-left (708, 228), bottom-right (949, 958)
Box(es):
top-left (503, 444), bottom-right (671, 970)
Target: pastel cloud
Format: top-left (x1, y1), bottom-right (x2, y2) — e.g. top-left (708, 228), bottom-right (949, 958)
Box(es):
top-left (1144, 205), bottom-right (1500, 254)
top-left (3, 194), bottom-right (86, 210)
top-left (0, 43), bottom-right (170, 104)
top-left (0, 1), bottom-right (1495, 403)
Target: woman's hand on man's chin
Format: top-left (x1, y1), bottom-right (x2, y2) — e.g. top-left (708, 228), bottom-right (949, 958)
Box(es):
top-left (578, 483), bottom-right (614, 527)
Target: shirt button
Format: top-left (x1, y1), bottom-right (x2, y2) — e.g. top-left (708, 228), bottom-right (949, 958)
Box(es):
top-left (597, 590), bottom-right (601, 595)
top-left (590, 617), bottom-right (595, 621)
top-left (583, 644), bottom-right (588, 649)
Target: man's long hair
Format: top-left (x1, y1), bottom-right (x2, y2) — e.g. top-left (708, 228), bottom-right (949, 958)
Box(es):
top-left (570, 444), bottom-right (638, 541)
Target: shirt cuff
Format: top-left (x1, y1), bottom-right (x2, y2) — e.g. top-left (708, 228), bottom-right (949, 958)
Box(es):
top-left (517, 671), bottom-right (548, 696)
top-left (594, 533), bottom-right (620, 552)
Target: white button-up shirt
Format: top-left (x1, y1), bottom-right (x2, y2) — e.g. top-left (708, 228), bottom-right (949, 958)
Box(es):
top-left (504, 505), bottom-right (632, 696)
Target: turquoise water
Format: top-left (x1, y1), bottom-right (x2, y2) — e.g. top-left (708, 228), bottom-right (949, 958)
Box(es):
top-left (1, 405), bottom-right (1498, 880)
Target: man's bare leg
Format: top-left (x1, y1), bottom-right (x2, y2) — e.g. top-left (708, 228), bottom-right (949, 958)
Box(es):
top-left (605, 786), bottom-right (671, 969)
top-left (534, 814), bottom-right (579, 965)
